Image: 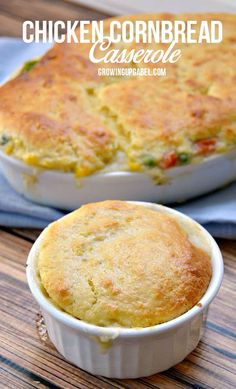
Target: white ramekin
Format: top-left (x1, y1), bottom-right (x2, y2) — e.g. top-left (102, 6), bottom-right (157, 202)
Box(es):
top-left (26, 202), bottom-right (223, 379)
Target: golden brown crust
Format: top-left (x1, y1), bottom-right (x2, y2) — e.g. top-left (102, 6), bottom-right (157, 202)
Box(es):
top-left (99, 78), bottom-right (235, 169)
top-left (0, 68), bottom-right (115, 175)
top-left (0, 13), bottom-right (235, 176)
top-left (38, 201), bottom-right (212, 327)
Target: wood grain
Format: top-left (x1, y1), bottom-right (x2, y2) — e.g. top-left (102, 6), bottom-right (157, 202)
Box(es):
top-left (0, 0), bottom-right (108, 37)
top-left (0, 228), bottom-right (236, 389)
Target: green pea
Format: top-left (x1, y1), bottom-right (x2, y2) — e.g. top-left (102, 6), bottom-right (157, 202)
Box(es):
top-left (143, 156), bottom-right (156, 168)
top-left (21, 59), bottom-right (38, 73)
top-left (0, 134), bottom-right (10, 146)
top-left (178, 153), bottom-right (190, 164)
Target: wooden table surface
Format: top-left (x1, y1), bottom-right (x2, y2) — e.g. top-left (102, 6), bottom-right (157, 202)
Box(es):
top-left (0, 1), bottom-right (236, 388)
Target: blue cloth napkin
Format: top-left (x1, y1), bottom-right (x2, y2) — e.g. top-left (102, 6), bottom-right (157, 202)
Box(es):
top-left (0, 38), bottom-right (235, 238)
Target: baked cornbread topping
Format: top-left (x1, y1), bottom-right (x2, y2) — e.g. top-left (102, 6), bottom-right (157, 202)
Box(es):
top-left (0, 13), bottom-right (235, 180)
top-left (37, 201), bottom-right (212, 328)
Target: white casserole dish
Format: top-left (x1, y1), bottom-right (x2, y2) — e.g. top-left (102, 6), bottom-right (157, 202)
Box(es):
top-left (26, 202), bottom-right (223, 379)
top-left (0, 149), bottom-right (236, 210)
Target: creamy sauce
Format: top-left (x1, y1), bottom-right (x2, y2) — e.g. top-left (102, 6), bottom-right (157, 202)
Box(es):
top-left (92, 331), bottom-right (120, 353)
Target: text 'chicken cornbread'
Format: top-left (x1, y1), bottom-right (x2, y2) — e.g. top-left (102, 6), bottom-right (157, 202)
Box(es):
top-left (37, 200), bottom-right (212, 328)
top-left (0, 14), bottom-right (235, 180)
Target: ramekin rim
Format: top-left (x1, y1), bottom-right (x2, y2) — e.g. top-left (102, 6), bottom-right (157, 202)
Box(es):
top-left (26, 201), bottom-right (224, 338)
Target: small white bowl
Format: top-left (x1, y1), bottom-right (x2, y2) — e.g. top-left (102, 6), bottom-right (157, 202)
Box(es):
top-left (26, 202), bottom-right (223, 379)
